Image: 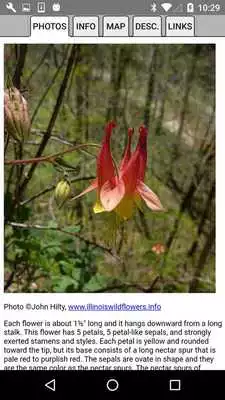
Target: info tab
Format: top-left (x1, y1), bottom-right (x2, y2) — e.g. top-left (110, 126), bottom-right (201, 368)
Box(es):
top-left (166, 17), bottom-right (195, 37)
top-left (31, 17), bottom-right (69, 39)
top-left (133, 17), bottom-right (161, 36)
top-left (103, 16), bottom-right (129, 37)
top-left (73, 17), bottom-right (99, 37)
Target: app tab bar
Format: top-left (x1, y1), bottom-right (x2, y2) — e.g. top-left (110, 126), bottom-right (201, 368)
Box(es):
top-left (2, 14), bottom-right (225, 37)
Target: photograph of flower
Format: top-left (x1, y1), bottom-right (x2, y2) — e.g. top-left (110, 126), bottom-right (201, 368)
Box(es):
top-left (4, 44), bottom-right (215, 293)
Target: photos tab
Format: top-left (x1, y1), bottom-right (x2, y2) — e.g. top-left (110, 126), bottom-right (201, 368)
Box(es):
top-left (31, 16), bottom-right (69, 38)
top-left (103, 16), bottom-right (129, 37)
top-left (166, 17), bottom-right (195, 36)
top-left (133, 17), bottom-right (162, 36)
top-left (73, 17), bottom-right (99, 37)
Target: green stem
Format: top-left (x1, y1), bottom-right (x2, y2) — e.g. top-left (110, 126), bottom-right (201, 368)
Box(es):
top-left (5, 143), bottom-right (101, 165)
top-left (5, 142), bottom-right (120, 178)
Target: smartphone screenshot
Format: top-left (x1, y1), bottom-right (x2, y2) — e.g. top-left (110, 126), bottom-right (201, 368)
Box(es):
top-left (1, 0), bottom-right (224, 397)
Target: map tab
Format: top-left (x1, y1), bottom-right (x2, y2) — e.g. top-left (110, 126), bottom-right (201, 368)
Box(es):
top-left (166, 17), bottom-right (195, 37)
top-left (133, 17), bottom-right (161, 36)
top-left (103, 16), bottom-right (129, 37)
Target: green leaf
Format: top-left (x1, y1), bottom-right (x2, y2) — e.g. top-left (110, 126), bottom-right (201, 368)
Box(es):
top-left (53, 276), bottom-right (77, 293)
top-left (14, 240), bottom-right (41, 252)
top-left (55, 252), bottom-right (65, 262)
top-left (83, 273), bottom-right (111, 291)
top-left (47, 221), bottom-right (59, 229)
top-left (64, 225), bottom-right (81, 233)
top-left (72, 268), bottom-right (81, 281)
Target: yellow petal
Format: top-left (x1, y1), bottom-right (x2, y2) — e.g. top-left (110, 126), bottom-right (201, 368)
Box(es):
top-left (115, 195), bottom-right (135, 220)
top-left (134, 192), bottom-right (143, 212)
top-left (93, 200), bottom-right (105, 214)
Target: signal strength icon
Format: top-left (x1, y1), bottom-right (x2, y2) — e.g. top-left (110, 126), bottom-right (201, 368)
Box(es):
top-left (173, 4), bottom-right (183, 13)
top-left (161, 3), bottom-right (173, 12)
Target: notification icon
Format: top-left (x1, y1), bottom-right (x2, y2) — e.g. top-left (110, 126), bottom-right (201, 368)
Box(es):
top-left (37, 2), bottom-right (45, 13)
top-left (52, 3), bottom-right (60, 12)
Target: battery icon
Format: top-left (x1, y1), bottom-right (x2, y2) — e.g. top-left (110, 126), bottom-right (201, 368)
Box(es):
top-left (187, 3), bottom-right (194, 13)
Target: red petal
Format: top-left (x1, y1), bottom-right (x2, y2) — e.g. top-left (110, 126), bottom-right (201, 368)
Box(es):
top-left (105, 120), bottom-right (116, 134)
top-left (71, 179), bottom-right (98, 200)
top-left (137, 181), bottom-right (164, 211)
top-left (120, 125), bottom-right (148, 192)
top-left (120, 146), bottom-right (140, 194)
top-left (119, 128), bottom-right (134, 173)
top-left (97, 122), bottom-right (116, 187)
top-left (100, 179), bottom-right (125, 211)
top-left (138, 125), bottom-right (148, 181)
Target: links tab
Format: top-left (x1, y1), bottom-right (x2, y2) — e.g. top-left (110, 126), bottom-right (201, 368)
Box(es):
top-left (166, 17), bottom-right (195, 37)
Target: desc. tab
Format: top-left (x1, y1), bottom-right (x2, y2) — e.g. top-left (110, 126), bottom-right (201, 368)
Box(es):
top-left (31, 17), bottom-right (69, 39)
top-left (103, 16), bottom-right (129, 37)
top-left (73, 17), bottom-right (99, 37)
top-left (133, 17), bottom-right (161, 36)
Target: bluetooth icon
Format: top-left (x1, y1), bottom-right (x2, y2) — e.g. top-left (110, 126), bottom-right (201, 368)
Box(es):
top-left (150, 2), bottom-right (157, 12)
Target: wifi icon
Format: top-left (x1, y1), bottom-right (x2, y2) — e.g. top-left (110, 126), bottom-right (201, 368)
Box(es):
top-left (161, 3), bottom-right (173, 12)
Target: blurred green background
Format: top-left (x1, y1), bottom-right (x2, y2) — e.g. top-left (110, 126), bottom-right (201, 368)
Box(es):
top-left (4, 44), bottom-right (215, 293)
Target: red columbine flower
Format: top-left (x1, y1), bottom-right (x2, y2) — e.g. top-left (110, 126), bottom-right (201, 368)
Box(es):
top-left (73, 122), bottom-right (164, 219)
top-left (72, 121), bottom-right (125, 213)
top-left (100, 125), bottom-right (164, 219)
